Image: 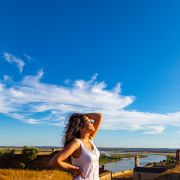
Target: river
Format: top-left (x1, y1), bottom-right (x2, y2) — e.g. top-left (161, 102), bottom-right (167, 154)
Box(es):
top-left (102, 154), bottom-right (166, 172)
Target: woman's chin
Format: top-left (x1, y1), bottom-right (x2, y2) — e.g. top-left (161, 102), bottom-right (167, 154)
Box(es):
top-left (87, 127), bottom-right (95, 132)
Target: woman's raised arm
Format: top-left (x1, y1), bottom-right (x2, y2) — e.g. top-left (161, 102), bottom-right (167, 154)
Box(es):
top-left (85, 113), bottom-right (102, 139)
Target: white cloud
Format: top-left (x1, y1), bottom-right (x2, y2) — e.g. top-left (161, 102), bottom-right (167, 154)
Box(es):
top-left (3, 75), bottom-right (12, 82)
top-left (144, 125), bottom-right (165, 134)
top-left (24, 118), bottom-right (41, 125)
top-left (3, 52), bottom-right (25, 73)
top-left (0, 68), bottom-right (180, 134)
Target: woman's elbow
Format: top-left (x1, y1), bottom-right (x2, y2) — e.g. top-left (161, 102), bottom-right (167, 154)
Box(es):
top-left (49, 157), bottom-right (59, 167)
top-left (49, 158), bottom-right (55, 167)
top-left (49, 157), bottom-right (63, 168)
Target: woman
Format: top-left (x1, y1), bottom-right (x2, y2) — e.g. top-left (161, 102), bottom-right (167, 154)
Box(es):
top-left (49, 113), bottom-right (102, 180)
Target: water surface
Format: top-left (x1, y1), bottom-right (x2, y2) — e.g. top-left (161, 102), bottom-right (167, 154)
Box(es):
top-left (103, 154), bottom-right (166, 172)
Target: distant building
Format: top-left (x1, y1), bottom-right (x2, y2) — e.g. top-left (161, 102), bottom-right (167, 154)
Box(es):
top-left (133, 154), bottom-right (167, 180)
top-left (135, 155), bottom-right (140, 168)
top-left (51, 148), bottom-right (56, 152)
top-left (104, 153), bottom-right (111, 157)
top-left (176, 149), bottom-right (180, 162)
top-left (133, 167), bottom-right (167, 180)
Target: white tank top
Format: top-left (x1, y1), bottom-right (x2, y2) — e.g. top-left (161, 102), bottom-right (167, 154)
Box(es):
top-left (71, 138), bottom-right (100, 180)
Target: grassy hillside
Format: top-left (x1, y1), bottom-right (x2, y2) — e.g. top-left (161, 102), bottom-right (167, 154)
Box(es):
top-left (156, 164), bottom-right (180, 180)
top-left (0, 169), bottom-right (72, 180)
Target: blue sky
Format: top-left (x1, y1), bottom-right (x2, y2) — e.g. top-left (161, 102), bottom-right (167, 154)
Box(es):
top-left (0, 0), bottom-right (180, 148)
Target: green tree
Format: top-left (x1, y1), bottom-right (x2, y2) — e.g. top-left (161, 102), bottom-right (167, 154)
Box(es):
top-left (0, 149), bottom-right (15, 168)
top-left (21, 146), bottom-right (39, 168)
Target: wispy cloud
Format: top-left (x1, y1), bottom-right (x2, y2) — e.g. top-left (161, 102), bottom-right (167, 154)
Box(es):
top-left (1, 54), bottom-right (180, 134)
top-left (3, 52), bottom-right (25, 73)
top-left (3, 75), bottom-right (12, 82)
top-left (23, 54), bottom-right (34, 62)
top-left (144, 125), bottom-right (165, 134)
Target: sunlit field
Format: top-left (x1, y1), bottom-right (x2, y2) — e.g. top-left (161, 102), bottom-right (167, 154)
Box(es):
top-left (0, 169), bottom-right (72, 180)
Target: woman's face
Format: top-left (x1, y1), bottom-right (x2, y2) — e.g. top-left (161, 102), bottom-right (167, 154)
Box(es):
top-left (83, 116), bottom-right (95, 132)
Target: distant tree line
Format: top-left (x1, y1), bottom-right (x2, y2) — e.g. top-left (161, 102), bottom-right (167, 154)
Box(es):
top-left (146, 155), bottom-right (176, 167)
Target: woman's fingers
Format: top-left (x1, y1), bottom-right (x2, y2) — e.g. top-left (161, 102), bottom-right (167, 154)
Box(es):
top-left (72, 167), bottom-right (85, 179)
top-left (77, 167), bottom-right (85, 179)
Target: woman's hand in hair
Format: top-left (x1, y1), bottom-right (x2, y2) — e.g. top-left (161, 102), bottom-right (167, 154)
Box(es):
top-left (85, 113), bottom-right (102, 139)
top-left (72, 166), bottom-right (85, 179)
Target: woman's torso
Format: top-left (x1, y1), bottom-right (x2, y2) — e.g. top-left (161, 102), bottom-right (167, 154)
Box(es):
top-left (71, 138), bottom-right (100, 180)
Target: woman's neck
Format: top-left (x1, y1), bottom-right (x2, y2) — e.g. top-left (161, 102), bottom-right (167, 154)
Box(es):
top-left (79, 132), bottom-right (90, 142)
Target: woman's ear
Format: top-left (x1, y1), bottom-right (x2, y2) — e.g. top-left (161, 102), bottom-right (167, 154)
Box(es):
top-left (79, 122), bottom-right (85, 130)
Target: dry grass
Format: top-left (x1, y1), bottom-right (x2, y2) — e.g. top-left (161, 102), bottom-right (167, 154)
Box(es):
top-left (112, 170), bottom-right (133, 180)
top-left (155, 164), bottom-right (180, 180)
top-left (162, 164), bottom-right (180, 175)
top-left (0, 169), bottom-right (72, 180)
top-left (14, 150), bottom-right (58, 155)
top-left (6, 148), bottom-right (61, 155)
top-left (113, 172), bottom-right (133, 179)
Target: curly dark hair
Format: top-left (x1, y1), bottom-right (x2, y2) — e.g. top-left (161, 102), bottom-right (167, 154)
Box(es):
top-left (63, 113), bottom-right (86, 147)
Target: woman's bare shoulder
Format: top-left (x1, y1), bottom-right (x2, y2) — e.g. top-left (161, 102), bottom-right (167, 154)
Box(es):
top-left (73, 138), bottom-right (81, 143)
top-left (69, 138), bottom-right (81, 147)
top-left (59, 138), bottom-right (81, 154)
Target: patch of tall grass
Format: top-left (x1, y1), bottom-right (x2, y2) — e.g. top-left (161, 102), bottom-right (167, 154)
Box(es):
top-left (0, 169), bottom-right (72, 180)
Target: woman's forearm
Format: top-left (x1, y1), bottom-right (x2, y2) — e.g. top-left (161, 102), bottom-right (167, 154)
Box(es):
top-left (50, 158), bottom-right (78, 171)
top-left (85, 113), bottom-right (102, 138)
top-left (57, 161), bottom-right (78, 170)
top-left (85, 113), bottom-right (101, 121)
